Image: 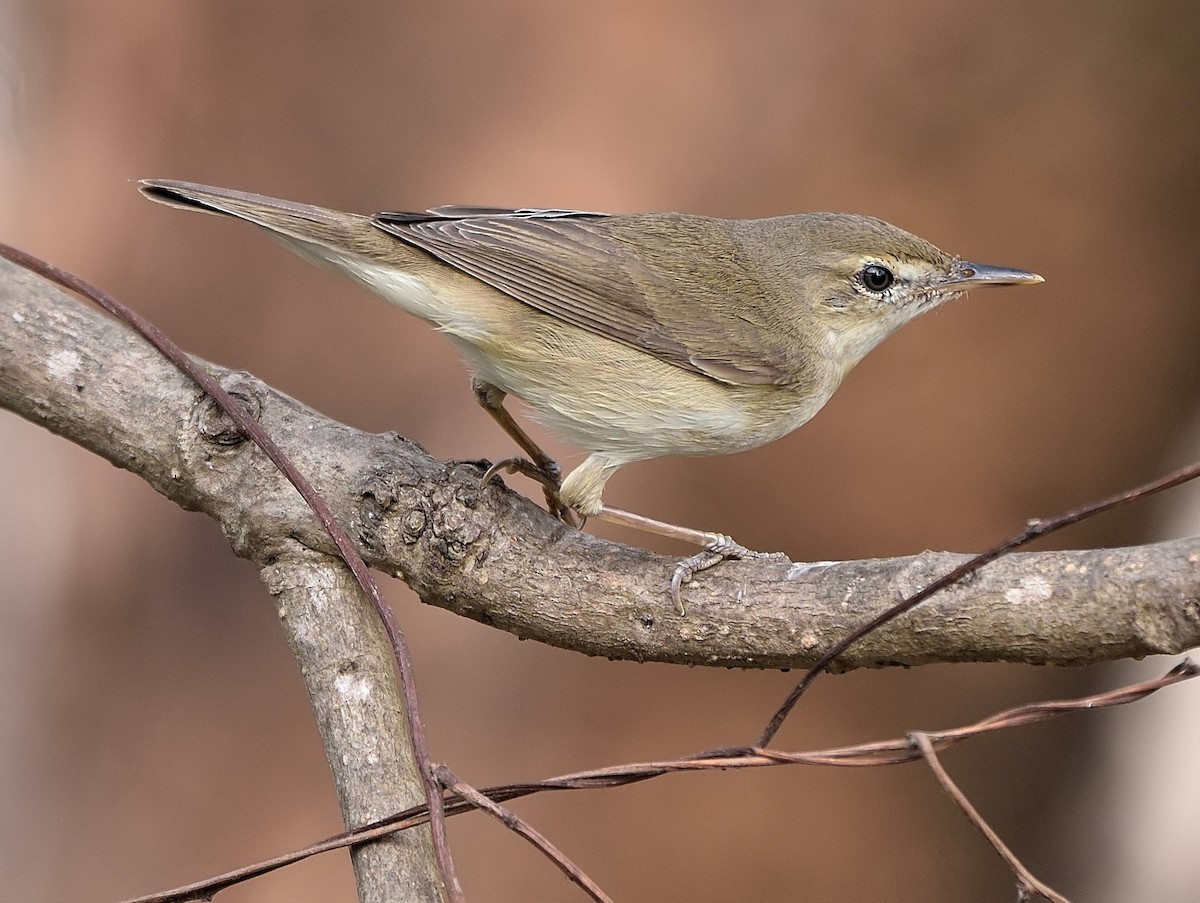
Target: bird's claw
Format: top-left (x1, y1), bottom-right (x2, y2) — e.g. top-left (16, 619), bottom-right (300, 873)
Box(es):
top-left (480, 457), bottom-right (582, 527)
top-left (670, 535), bottom-right (790, 614)
top-left (482, 455), bottom-right (552, 487)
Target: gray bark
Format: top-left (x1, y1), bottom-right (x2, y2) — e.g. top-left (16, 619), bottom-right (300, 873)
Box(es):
top-left (2, 259), bottom-right (1196, 673)
top-left (2, 257), bottom-right (1199, 899)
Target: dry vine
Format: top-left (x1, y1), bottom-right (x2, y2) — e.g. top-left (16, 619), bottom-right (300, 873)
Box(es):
top-left (1, 248), bottom-right (1198, 902)
top-left (121, 663), bottom-right (1197, 903)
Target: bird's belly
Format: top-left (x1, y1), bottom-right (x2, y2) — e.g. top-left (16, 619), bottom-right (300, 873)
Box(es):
top-left (453, 328), bottom-right (827, 463)
top-left (341, 261), bottom-right (834, 459)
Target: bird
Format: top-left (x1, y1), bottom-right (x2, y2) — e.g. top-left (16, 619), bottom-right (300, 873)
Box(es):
top-left (139, 179), bottom-right (1043, 609)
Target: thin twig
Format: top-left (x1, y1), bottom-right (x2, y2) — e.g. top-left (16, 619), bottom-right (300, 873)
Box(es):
top-left (0, 244), bottom-right (461, 900)
top-left (119, 661), bottom-right (1196, 903)
top-left (909, 732), bottom-right (1072, 902)
top-left (434, 766), bottom-right (615, 903)
top-left (756, 459), bottom-right (1200, 747)
top-left (8, 247), bottom-right (1196, 903)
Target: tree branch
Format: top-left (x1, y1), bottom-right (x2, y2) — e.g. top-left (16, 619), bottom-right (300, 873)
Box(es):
top-left (263, 553), bottom-right (445, 902)
top-left (2, 257), bottom-right (1198, 674)
top-left (0, 257), bottom-right (455, 902)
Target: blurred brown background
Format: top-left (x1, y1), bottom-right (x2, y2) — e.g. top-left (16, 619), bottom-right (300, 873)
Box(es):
top-left (1, 2), bottom-right (1198, 901)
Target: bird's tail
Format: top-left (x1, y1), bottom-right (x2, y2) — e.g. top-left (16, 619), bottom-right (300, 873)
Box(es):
top-left (138, 179), bottom-right (394, 269)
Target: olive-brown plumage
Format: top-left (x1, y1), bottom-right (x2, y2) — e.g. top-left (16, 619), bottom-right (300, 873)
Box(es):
top-left (140, 179), bottom-right (1042, 605)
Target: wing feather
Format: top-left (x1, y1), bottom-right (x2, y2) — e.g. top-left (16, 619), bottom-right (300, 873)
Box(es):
top-left (372, 207), bottom-right (798, 385)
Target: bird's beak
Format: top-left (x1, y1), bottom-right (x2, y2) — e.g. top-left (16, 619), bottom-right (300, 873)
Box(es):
top-left (941, 259), bottom-right (1044, 290)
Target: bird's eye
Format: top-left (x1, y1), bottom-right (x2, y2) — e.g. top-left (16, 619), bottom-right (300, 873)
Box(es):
top-left (860, 264), bottom-right (895, 293)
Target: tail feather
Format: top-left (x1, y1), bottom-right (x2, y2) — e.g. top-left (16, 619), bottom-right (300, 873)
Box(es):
top-left (139, 179), bottom-right (410, 269)
top-left (140, 179), bottom-right (362, 234)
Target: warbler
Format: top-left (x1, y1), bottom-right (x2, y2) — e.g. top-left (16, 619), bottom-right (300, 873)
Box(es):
top-left (140, 180), bottom-right (1042, 608)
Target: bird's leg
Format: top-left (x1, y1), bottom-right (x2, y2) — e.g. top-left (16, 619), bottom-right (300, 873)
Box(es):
top-left (472, 378), bottom-right (561, 486)
top-left (591, 504), bottom-right (790, 614)
top-left (560, 454), bottom-right (790, 612)
top-left (472, 378), bottom-right (580, 526)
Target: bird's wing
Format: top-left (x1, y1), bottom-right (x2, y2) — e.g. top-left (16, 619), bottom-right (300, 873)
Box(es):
top-left (372, 207), bottom-right (799, 386)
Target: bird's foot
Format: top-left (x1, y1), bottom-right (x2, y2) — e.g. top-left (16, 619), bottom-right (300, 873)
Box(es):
top-left (481, 456), bottom-right (582, 527)
top-left (670, 535), bottom-right (790, 614)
